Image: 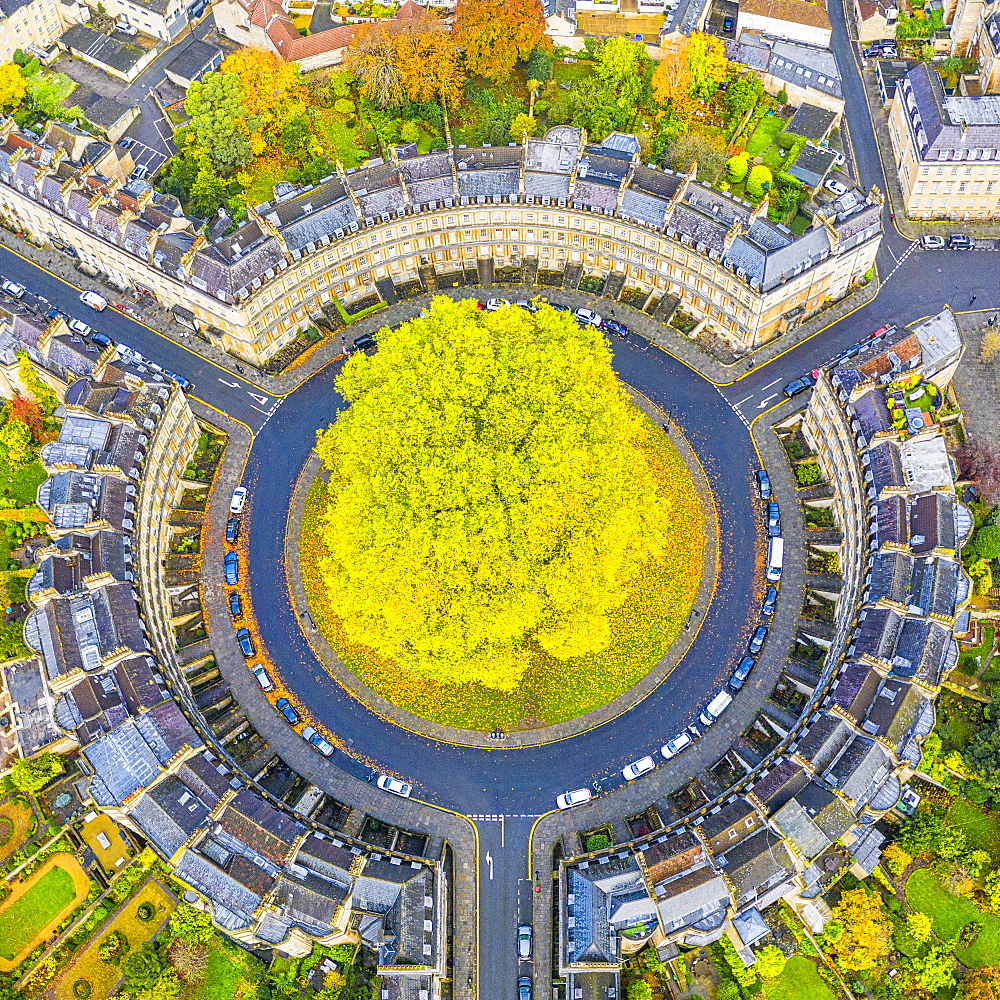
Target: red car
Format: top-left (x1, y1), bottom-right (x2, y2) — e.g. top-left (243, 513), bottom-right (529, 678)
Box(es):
top-left (869, 324), bottom-right (896, 340)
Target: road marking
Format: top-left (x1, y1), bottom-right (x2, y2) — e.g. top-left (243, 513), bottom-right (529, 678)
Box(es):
top-left (757, 393), bottom-right (778, 408)
top-left (218, 378), bottom-right (241, 388)
top-left (248, 391), bottom-right (270, 404)
top-left (486, 852), bottom-right (494, 880)
top-left (735, 395), bottom-right (753, 407)
top-left (761, 377), bottom-right (782, 390)
top-left (250, 405), bottom-right (271, 415)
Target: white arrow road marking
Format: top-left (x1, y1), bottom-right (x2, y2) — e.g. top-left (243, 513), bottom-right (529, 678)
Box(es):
top-left (218, 378), bottom-right (240, 388)
top-left (247, 391), bottom-right (270, 404)
top-left (486, 852), bottom-right (494, 880)
top-left (757, 393), bottom-right (778, 408)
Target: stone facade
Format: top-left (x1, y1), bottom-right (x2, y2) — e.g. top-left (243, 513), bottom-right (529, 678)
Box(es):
top-left (0, 120), bottom-right (883, 365)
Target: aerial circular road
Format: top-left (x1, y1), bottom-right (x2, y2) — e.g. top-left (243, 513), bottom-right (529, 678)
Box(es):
top-left (243, 328), bottom-right (761, 815)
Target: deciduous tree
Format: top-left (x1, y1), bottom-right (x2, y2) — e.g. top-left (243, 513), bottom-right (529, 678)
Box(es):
top-left (10, 752), bottom-right (63, 792)
top-left (958, 437), bottom-right (1000, 504)
top-left (963, 967), bottom-right (1000, 1000)
top-left (596, 37), bottom-right (648, 110)
top-left (725, 73), bottom-right (763, 120)
top-left (314, 297), bottom-right (683, 691)
top-left (0, 418), bottom-right (33, 468)
top-left (16, 353), bottom-right (58, 414)
top-left (396, 15), bottom-right (464, 107)
top-left (10, 394), bottom-right (43, 441)
top-left (509, 112), bottom-right (536, 140)
top-left (168, 904), bottom-right (215, 943)
top-left (185, 73), bottom-right (252, 172)
top-left (826, 889), bottom-right (893, 972)
top-left (189, 166), bottom-right (226, 217)
top-left (0, 62), bottom-right (26, 113)
top-left (166, 940), bottom-right (209, 984)
top-left (686, 32), bottom-right (728, 98)
top-left (345, 22), bottom-right (405, 106)
top-left (908, 943), bottom-right (956, 994)
top-left (754, 944), bottom-right (786, 980)
top-left (664, 131), bottom-right (727, 181)
top-left (906, 911), bottom-right (933, 942)
top-left (220, 48), bottom-right (306, 140)
top-left (454, 0), bottom-right (547, 80)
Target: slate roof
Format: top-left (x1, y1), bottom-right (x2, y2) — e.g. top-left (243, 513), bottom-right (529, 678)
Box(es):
top-left (129, 774), bottom-right (210, 857)
top-left (175, 849), bottom-right (262, 928)
top-left (873, 495), bottom-right (908, 549)
top-left (852, 607), bottom-right (903, 662)
top-left (643, 830), bottom-right (705, 885)
top-left (218, 789), bottom-right (305, 864)
top-left (795, 712), bottom-right (854, 771)
top-left (654, 865), bottom-right (731, 934)
top-left (891, 616), bottom-right (955, 683)
top-left (852, 389), bottom-right (893, 443)
top-left (718, 830), bottom-right (796, 907)
top-left (750, 757), bottom-right (809, 811)
top-left (787, 104), bottom-right (837, 140)
top-left (910, 493), bottom-right (958, 554)
top-left (830, 660), bottom-right (883, 721)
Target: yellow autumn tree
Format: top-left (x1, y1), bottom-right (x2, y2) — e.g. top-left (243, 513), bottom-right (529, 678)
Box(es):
top-left (313, 297), bottom-right (679, 691)
top-left (0, 62), bottom-right (26, 113)
top-left (826, 889), bottom-right (893, 972)
top-left (220, 48), bottom-right (306, 141)
top-left (651, 37), bottom-right (697, 123)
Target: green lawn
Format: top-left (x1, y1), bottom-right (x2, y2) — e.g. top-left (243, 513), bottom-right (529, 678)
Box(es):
top-left (906, 868), bottom-right (1000, 967)
top-left (185, 938), bottom-right (264, 1000)
top-left (947, 799), bottom-right (1000, 864)
top-left (0, 863), bottom-right (78, 960)
top-left (764, 956), bottom-right (836, 1000)
top-left (745, 115), bottom-right (785, 156)
top-left (959, 625), bottom-right (995, 673)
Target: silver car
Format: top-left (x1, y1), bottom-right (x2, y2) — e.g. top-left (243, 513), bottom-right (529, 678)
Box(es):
top-left (517, 924), bottom-right (532, 960)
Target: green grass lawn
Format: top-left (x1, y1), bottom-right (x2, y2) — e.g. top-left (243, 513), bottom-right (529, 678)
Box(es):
top-left (184, 938), bottom-right (264, 1000)
top-left (959, 625), bottom-right (995, 672)
top-left (0, 863), bottom-right (78, 960)
top-left (789, 213), bottom-right (812, 236)
top-left (764, 956), bottom-right (836, 1000)
top-left (906, 868), bottom-right (1000, 967)
top-left (745, 115), bottom-right (785, 156)
top-left (947, 799), bottom-right (1000, 864)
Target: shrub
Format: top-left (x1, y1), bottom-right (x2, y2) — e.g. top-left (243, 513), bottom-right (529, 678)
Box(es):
top-left (746, 164), bottom-right (773, 201)
top-left (785, 439), bottom-right (804, 460)
top-left (585, 833), bottom-right (612, 852)
top-left (795, 463), bottom-right (821, 486)
top-left (727, 153), bottom-right (749, 183)
top-left (776, 88), bottom-right (788, 104)
top-left (72, 980), bottom-right (92, 998)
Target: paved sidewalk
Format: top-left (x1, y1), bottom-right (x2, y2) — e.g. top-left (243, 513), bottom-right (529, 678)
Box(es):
top-left (951, 311), bottom-right (1000, 452)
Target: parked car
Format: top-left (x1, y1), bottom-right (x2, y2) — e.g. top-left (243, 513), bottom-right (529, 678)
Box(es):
top-left (514, 300), bottom-right (538, 313)
top-left (1, 280), bottom-right (25, 298)
top-left (226, 516), bottom-right (241, 544)
top-left (79, 290), bottom-right (107, 311)
top-left (251, 663), bottom-right (273, 691)
top-left (276, 697), bottom-right (300, 724)
top-left (622, 756), bottom-right (656, 781)
top-left (832, 344), bottom-right (864, 366)
top-left (235, 627), bottom-right (255, 658)
top-left (869, 324), bottom-right (896, 340)
top-left (831, 150), bottom-right (846, 166)
top-left (91, 332), bottom-right (113, 349)
top-left (230, 487), bottom-right (248, 513)
top-left (729, 656), bottom-right (755, 691)
top-left (518, 977), bottom-right (532, 1000)
top-left (949, 233), bottom-right (973, 250)
top-left (823, 177), bottom-right (849, 196)
top-left (164, 371), bottom-right (193, 391)
top-left (377, 774), bottom-right (413, 797)
top-left (115, 19), bottom-right (138, 33)
top-left (302, 726), bottom-right (334, 756)
top-left (485, 298), bottom-right (511, 311)
top-left (67, 318), bottom-right (92, 336)
top-left (130, 164), bottom-right (148, 181)
top-left (601, 318), bottom-right (629, 338)
top-left (782, 375), bottom-right (813, 398)
top-left (352, 333), bottom-right (376, 353)
top-left (919, 234), bottom-right (946, 249)
top-left (765, 502), bottom-right (781, 537)
top-left (660, 731), bottom-right (692, 759)
top-left (574, 307), bottom-right (603, 328)
top-left (761, 586), bottom-right (778, 617)
top-left (224, 552), bottom-right (238, 586)
top-left (47, 308), bottom-right (70, 322)
top-left (547, 302), bottom-right (571, 313)
top-left (118, 137), bottom-right (134, 149)
top-left (748, 624), bottom-right (768, 655)
top-left (518, 924), bottom-right (532, 960)
top-left (228, 591), bottom-right (242, 618)
top-left (556, 788), bottom-right (592, 810)
top-left (755, 469), bottom-right (772, 500)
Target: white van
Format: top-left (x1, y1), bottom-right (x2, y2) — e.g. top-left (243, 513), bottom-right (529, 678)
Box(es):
top-left (766, 536), bottom-right (784, 583)
top-left (699, 690), bottom-right (733, 727)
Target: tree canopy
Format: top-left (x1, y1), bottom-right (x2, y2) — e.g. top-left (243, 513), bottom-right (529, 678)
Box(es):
top-left (314, 298), bottom-right (680, 691)
top-left (10, 752), bottom-right (63, 792)
top-left (826, 888), bottom-right (893, 972)
top-left (454, 0), bottom-right (548, 80)
top-left (0, 63), bottom-right (26, 113)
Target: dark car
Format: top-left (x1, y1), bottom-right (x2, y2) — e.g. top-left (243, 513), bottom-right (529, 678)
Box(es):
top-left (729, 656), bottom-right (755, 690)
top-left (276, 697), bottom-right (300, 724)
top-left (765, 501), bottom-right (781, 537)
top-left (226, 516), bottom-right (241, 544)
top-left (723, 14), bottom-right (734, 30)
top-left (518, 978), bottom-right (532, 1000)
top-left (352, 333), bottom-right (377, 353)
top-left (601, 318), bottom-right (629, 338)
top-left (949, 233), bottom-right (973, 250)
top-left (748, 624), bottom-right (768, 655)
top-left (235, 627), bottom-right (255, 658)
top-left (228, 591), bottom-right (242, 618)
top-left (224, 551), bottom-right (238, 586)
top-left (46, 308), bottom-right (70, 322)
top-left (548, 302), bottom-right (571, 313)
top-left (831, 344), bottom-right (864, 367)
top-left (762, 586), bottom-right (778, 617)
top-left (782, 375), bottom-right (813, 398)
top-left (755, 469), bottom-right (772, 500)
top-left (91, 332), bottom-right (113, 349)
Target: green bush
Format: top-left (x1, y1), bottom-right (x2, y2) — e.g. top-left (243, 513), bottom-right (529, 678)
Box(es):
top-left (795, 463), bottom-right (821, 486)
top-left (585, 833), bottom-right (612, 852)
top-left (746, 165), bottom-right (773, 201)
top-left (727, 153), bottom-right (749, 183)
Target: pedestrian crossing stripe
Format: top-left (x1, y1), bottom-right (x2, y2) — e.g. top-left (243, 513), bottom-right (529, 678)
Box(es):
top-left (467, 814), bottom-right (538, 820)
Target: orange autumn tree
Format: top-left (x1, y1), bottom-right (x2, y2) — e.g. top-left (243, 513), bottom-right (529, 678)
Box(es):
top-left (651, 36), bottom-right (698, 124)
top-left (454, 0), bottom-right (547, 80)
top-left (220, 48), bottom-right (307, 149)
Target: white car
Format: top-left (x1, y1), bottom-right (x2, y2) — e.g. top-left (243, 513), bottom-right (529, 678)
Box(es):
top-left (485, 298), bottom-right (511, 311)
top-left (1, 280), bottom-right (25, 298)
top-left (230, 487), bottom-right (248, 513)
top-left (823, 177), bottom-right (849, 196)
top-left (919, 234), bottom-right (946, 249)
top-left (574, 307), bottom-right (603, 327)
top-left (660, 732), bottom-right (693, 759)
top-left (556, 787), bottom-right (592, 810)
top-left (376, 774), bottom-right (413, 798)
top-left (622, 756), bottom-right (656, 781)
top-left (250, 663), bottom-right (273, 692)
top-left (67, 318), bottom-right (92, 336)
top-left (831, 151), bottom-right (846, 166)
top-left (79, 290), bottom-right (107, 311)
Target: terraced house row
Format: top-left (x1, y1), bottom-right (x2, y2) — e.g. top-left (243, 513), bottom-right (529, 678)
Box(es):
top-left (0, 319), bottom-right (449, 999)
top-left (0, 120), bottom-right (883, 364)
top-left (551, 310), bottom-right (972, 999)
